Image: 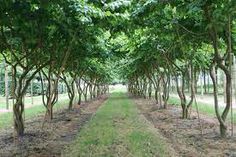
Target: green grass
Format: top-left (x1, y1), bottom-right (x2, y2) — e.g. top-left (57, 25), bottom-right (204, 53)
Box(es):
top-left (0, 93), bottom-right (90, 129)
top-left (63, 92), bottom-right (172, 157)
top-left (168, 97), bottom-right (236, 123)
top-left (0, 99), bottom-right (70, 129)
top-left (0, 94), bottom-right (68, 109)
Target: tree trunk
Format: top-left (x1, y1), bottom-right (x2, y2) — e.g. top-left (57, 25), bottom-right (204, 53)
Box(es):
top-left (46, 101), bottom-right (53, 120)
top-left (68, 94), bottom-right (74, 110)
top-left (148, 81), bottom-right (152, 99)
top-left (97, 85), bottom-right (100, 98)
top-left (78, 93), bottom-right (82, 105)
top-left (200, 71), bottom-right (204, 96)
top-left (182, 107), bottom-right (188, 119)
top-left (31, 80), bottom-right (34, 105)
top-left (205, 13), bottom-right (232, 137)
top-left (12, 65), bottom-right (45, 136)
top-left (155, 89), bottom-right (158, 104)
top-left (89, 84), bottom-right (93, 100)
top-left (159, 79), bottom-right (163, 108)
top-left (68, 81), bottom-right (76, 110)
top-left (175, 74), bottom-right (188, 119)
top-left (67, 81), bottom-right (75, 110)
top-left (93, 84), bottom-right (96, 98)
top-left (13, 97), bottom-right (24, 136)
top-left (207, 74), bottom-right (210, 93)
top-left (4, 61), bottom-right (9, 109)
top-left (163, 74), bottom-right (170, 109)
top-left (203, 70), bottom-right (207, 94)
top-left (84, 84), bottom-right (88, 102)
top-left (40, 71), bottom-right (59, 121)
top-left (210, 64), bottom-right (228, 137)
top-left (220, 123), bottom-right (227, 137)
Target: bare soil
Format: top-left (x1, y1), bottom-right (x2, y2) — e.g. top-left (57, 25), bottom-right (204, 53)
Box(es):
top-left (133, 97), bottom-right (236, 157)
top-left (0, 96), bottom-right (107, 157)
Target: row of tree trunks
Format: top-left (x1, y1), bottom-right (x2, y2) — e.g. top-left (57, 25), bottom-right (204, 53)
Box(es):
top-left (169, 68), bottom-right (227, 96)
top-left (4, 57), bottom-right (109, 137)
top-left (128, 70), bottom-right (171, 110)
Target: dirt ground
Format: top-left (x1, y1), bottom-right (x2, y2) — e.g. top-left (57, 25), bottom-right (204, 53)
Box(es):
top-left (133, 97), bottom-right (236, 157)
top-left (0, 96), bottom-right (107, 157)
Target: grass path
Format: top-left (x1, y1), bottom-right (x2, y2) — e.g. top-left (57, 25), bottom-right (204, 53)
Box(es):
top-left (64, 92), bottom-right (174, 157)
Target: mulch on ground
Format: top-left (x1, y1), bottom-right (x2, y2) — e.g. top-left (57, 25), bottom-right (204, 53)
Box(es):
top-left (133, 97), bottom-right (236, 157)
top-left (0, 95), bottom-right (107, 157)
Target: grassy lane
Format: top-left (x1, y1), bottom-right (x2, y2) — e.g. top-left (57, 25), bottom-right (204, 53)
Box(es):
top-left (64, 92), bottom-right (174, 157)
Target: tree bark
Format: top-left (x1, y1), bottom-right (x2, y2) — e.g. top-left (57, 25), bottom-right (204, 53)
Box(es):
top-left (13, 96), bottom-right (24, 136)
top-left (4, 61), bottom-right (9, 109)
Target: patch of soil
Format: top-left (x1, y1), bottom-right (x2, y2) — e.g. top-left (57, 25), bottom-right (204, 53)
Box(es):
top-left (0, 95), bottom-right (108, 157)
top-left (133, 98), bottom-right (236, 157)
